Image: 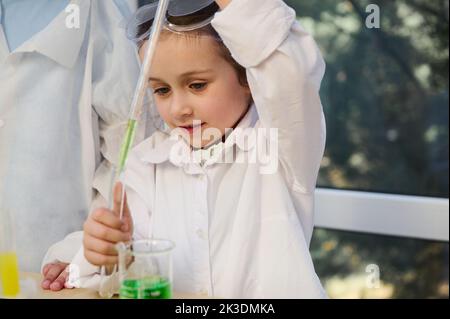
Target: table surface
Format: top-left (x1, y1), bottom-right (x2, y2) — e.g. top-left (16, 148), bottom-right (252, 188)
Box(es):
top-left (20, 272), bottom-right (208, 299)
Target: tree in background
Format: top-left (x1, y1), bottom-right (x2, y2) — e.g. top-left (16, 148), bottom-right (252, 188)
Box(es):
top-left (285, 0), bottom-right (449, 298)
top-left (287, 0), bottom-right (449, 197)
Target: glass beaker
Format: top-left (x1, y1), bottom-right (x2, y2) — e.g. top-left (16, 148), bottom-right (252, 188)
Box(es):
top-left (116, 239), bottom-right (175, 299)
top-left (0, 207), bottom-right (20, 298)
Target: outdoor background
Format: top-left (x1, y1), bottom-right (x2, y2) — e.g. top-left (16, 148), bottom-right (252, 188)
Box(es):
top-left (138, 0), bottom-right (450, 298)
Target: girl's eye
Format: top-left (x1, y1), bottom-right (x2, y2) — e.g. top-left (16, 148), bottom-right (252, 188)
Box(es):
top-left (190, 82), bottom-right (207, 91)
top-left (154, 87), bottom-right (171, 96)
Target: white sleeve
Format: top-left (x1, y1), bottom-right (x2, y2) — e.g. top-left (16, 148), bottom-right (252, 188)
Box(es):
top-left (66, 151), bottom-right (154, 290)
top-left (40, 231), bottom-right (83, 272)
top-left (40, 192), bottom-right (109, 272)
top-left (63, 194), bottom-right (108, 289)
top-left (90, 0), bottom-right (151, 206)
top-left (40, 194), bottom-right (108, 289)
top-left (212, 0), bottom-right (326, 195)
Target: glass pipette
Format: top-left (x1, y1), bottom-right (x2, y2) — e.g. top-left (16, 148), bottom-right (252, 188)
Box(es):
top-left (98, 0), bottom-right (171, 299)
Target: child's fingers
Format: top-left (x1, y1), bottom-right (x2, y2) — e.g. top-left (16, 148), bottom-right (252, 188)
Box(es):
top-left (83, 234), bottom-right (120, 256)
top-left (42, 263), bottom-right (53, 277)
top-left (83, 219), bottom-right (131, 243)
top-left (49, 267), bottom-right (70, 291)
top-left (91, 208), bottom-right (123, 230)
top-left (84, 248), bottom-right (119, 266)
top-left (120, 195), bottom-right (133, 233)
top-left (113, 182), bottom-right (126, 217)
top-left (112, 182), bottom-right (133, 233)
top-left (41, 262), bottom-right (68, 290)
top-left (121, 214), bottom-right (133, 233)
top-left (121, 192), bottom-right (131, 222)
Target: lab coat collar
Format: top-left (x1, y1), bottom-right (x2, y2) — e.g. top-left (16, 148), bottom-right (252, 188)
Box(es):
top-left (2, 0), bottom-right (90, 68)
top-left (140, 103), bottom-right (259, 168)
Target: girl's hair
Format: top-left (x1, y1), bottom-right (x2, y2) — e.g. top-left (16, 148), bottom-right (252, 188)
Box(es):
top-left (136, 7), bottom-right (249, 87)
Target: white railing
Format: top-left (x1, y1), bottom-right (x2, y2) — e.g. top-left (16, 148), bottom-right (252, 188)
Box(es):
top-left (315, 188), bottom-right (449, 242)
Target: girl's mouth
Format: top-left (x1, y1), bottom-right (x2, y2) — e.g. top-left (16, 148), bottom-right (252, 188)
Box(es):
top-left (180, 122), bottom-right (206, 133)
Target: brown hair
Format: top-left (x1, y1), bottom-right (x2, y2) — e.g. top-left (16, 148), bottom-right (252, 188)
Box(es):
top-left (136, 8), bottom-right (249, 88)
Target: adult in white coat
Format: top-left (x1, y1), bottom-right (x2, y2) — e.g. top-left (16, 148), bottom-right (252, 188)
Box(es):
top-left (0, 0), bottom-right (144, 287)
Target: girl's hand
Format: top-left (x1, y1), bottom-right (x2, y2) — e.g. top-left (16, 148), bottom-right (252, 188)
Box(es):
top-left (215, 0), bottom-right (231, 10)
top-left (41, 262), bottom-right (70, 291)
top-left (83, 183), bottom-right (133, 266)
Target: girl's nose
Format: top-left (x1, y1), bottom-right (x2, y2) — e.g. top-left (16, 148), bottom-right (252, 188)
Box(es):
top-left (169, 93), bottom-right (193, 120)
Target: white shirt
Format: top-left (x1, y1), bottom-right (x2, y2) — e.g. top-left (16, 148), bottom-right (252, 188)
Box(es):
top-left (0, 0), bottom-right (144, 271)
top-left (65, 0), bottom-right (327, 298)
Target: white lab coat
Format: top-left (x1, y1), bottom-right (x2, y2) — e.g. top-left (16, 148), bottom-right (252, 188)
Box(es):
top-left (57, 0), bottom-right (328, 298)
top-left (0, 0), bottom-right (145, 271)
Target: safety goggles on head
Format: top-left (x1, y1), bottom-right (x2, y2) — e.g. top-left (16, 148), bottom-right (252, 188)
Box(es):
top-left (126, 0), bottom-right (220, 43)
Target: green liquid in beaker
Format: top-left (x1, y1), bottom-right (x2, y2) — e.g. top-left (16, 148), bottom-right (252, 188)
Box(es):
top-left (120, 277), bottom-right (172, 299)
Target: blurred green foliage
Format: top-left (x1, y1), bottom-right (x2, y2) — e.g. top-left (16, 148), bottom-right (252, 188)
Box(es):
top-left (286, 0), bottom-right (449, 197)
top-left (284, 0), bottom-right (449, 298)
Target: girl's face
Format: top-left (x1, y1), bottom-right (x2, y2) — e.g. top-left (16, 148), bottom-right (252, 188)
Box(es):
top-left (140, 33), bottom-right (251, 148)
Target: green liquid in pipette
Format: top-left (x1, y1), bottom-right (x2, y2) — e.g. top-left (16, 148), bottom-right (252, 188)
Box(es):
top-left (120, 277), bottom-right (172, 299)
top-left (118, 119), bottom-right (138, 173)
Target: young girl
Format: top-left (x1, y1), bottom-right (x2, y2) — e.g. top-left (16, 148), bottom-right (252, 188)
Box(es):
top-left (71, 0), bottom-right (327, 298)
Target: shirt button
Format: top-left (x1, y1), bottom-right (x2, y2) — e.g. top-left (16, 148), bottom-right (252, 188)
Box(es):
top-left (0, 120), bottom-right (4, 128)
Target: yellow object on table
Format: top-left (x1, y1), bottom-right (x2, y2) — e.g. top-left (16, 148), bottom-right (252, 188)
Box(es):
top-left (0, 252), bottom-right (20, 297)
